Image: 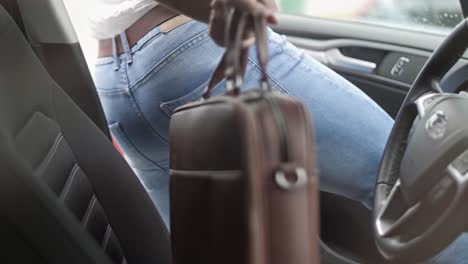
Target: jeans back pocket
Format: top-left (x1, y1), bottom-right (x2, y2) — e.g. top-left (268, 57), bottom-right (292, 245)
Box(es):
top-left (159, 80), bottom-right (209, 117)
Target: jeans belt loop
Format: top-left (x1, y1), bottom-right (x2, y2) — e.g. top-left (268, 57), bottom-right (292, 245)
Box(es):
top-left (120, 31), bottom-right (133, 65)
top-left (112, 36), bottom-right (120, 71)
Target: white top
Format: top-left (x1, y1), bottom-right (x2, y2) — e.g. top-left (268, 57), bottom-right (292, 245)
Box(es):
top-left (88, 0), bottom-right (158, 39)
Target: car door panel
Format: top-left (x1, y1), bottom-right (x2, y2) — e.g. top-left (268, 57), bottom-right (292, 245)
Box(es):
top-left (273, 14), bottom-right (468, 118)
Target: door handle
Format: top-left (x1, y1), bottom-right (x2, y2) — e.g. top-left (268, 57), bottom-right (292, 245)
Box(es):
top-left (305, 48), bottom-right (377, 74)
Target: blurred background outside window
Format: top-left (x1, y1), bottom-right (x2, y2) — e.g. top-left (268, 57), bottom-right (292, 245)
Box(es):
top-left (278, 0), bottom-right (463, 34)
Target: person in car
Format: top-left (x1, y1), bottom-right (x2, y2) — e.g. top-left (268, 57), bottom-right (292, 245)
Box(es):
top-left (92, 0), bottom-right (390, 225)
top-left (90, 0), bottom-right (468, 261)
top-left (88, 0), bottom-right (384, 224)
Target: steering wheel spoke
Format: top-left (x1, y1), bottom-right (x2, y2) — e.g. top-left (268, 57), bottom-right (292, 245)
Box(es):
top-left (414, 92), bottom-right (443, 118)
top-left (430, 79), bottom-right (444, 93)
top-left (376, 181), bottom-right (423, 238)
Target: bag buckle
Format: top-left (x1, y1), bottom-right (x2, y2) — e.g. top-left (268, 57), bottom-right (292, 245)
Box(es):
top-left (275, 168), bottom-right (308, 191)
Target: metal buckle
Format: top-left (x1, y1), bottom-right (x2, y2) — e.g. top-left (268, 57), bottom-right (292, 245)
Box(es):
top-left (275, 168), bottom-right (308, 191)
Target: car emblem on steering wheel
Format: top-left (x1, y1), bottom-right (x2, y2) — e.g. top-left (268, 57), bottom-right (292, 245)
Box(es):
top-left (425, 111), bottom-right (448, 140)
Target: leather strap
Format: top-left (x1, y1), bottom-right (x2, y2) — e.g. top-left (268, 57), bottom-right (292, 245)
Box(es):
top-left (98, 6), bottom-right (181, 57)
top-left (253, 16), bottom-right (269, 84)
top-left (203, 10), bottom-right (270, 99)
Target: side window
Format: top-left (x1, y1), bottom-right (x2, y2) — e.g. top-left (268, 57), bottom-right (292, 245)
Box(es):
top-left (278, 0), bottom-right (464, 34)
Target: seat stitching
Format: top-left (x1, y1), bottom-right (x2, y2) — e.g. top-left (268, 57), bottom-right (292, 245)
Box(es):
top-left (35, 133), bottom-right (64, 172)
top-left (82, 195), bottom-right (97, 226)
top-left (59, 163), bottom-right (80, 200)
top-left (102, 224), bottom-right (112, 249)
top-left (13, 112), bottom-right (55, 141)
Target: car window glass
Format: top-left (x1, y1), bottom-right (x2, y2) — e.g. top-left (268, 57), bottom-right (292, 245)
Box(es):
top-left (279, 0), bottom-right (464, 34)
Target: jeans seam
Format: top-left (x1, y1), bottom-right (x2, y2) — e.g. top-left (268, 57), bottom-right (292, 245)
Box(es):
top-left (159, 79), bottom-right (210, 117)
top-left (110, 122), bottom-right (166, 172)
top-left (262, 38), bottom-right (362, 101)
top-left (268, 38), bottom-right (349, 90)
top-left (96, 58), bottom-right (131, 94)
top-left (121, 60), bottom-right (169, 145)
top-left (247, 58), bottom-right (293, 96)
top-left (131, 27), bottom-right (163, 54)
top-left (97, 89), bottom-right (128, 96)
top-left (267, 36), bottom-right (301, 61)
top-left (130, 30), bottom-right (210, 91)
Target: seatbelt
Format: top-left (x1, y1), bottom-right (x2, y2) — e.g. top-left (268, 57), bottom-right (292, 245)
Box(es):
top-left (0, 0), bottom-right (26, 35)
top-left (461, 0), bottom-right (468, 18)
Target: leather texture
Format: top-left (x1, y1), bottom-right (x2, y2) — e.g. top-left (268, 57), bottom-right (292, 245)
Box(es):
top-left (170, 89), bottom-right (320, 264)
top-left (171, 11), bottom-right (319, 263)
top-left (0, 6), bottom-right (171, 264)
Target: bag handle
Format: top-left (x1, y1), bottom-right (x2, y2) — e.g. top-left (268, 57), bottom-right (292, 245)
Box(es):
top-left (202, 8), bottom-right (271, 99)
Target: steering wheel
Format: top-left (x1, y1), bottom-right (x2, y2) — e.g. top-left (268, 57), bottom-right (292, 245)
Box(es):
top-left (374, 19), bottom-right (468, 262)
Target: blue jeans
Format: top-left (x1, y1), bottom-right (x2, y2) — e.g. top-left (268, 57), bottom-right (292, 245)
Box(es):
top-left (94, 21), bottom-right (466, 262)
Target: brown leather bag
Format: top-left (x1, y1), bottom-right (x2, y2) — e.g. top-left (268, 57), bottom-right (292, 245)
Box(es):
top-left (169, 10), bottom-right (319, 264)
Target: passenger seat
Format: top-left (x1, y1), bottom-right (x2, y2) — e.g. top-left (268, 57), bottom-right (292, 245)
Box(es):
top-left (0, 6), bottom-right (171, 264)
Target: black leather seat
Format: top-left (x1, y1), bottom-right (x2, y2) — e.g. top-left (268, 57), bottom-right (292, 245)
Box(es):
top-left (0, 6), bottom-right (171, 264)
